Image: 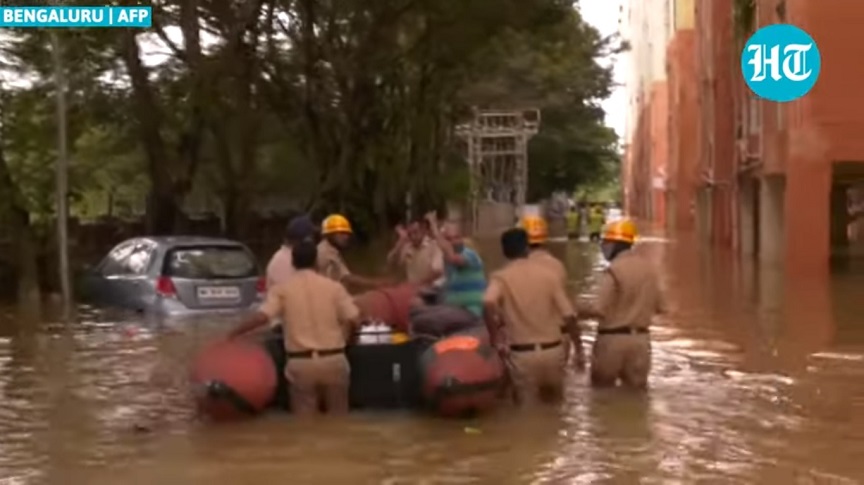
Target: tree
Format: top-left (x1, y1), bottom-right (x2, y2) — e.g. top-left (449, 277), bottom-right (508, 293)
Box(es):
top-left (461, 8), bottom-right (623, 201)
top-left (0, 0), bottom-right (622, 300)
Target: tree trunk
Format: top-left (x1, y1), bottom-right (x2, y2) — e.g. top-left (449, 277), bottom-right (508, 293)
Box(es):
top-left (13, 210), bottom-right (41, 310)
top-left (0, 145), bottom-right (41, 311)
top-left (222, 189), bottom-right (252, 240)
top-left (145, 189), bottom-right (183, 235)
top-left (120, 31), bottom-right (190, 235)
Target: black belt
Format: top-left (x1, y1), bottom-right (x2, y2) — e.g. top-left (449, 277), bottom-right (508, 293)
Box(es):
top-left (287, 348), bottom-right (345, 358)
top-left (510, 341), bottom-right (562, 352)
top-left (597, 326), bottom-right (649, 335)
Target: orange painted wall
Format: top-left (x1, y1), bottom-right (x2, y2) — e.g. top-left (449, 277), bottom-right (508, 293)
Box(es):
top-left (627, 102), bottom-right (653, 221)
top-left (666, 30), bottom-right (698, 232)
top-left (649, 81), bottom-right (669, 228)
top-left (694, 0), bottom-right (735, 247)
top-left (710, 0), bottom-right (736, 248)
top-left (692, 0), bottom-right (864, 276)
top-left (621, 148), bottom-right (633, 214)
top-left (782, 0), bottom-right (864, 277)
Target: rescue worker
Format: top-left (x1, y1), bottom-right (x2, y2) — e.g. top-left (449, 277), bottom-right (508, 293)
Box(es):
top-left (483, 228), bottom-right (585, 406)
top-left (576, 219), bottom-right (666, 389)
top-left (578, 203), bottom-right (589, 238)
top-left (425, 211), bottom-right (486, 317)
top-left (386, 218), bottom-right (444, 297)
top-left (566, 205), bottom-right (580, 239)
top-left (317, 213), bottom-right (389, 290)
top-left (588, 204), bottom-right (605, 242)
top-left (266, 214), bottom-right (317, 288)
top-left (521, 214), bottom-right (572, 361)
top-left (227, 241), bottom-right (361, 415)
top-left (520, 215), bottom-right (567, 287)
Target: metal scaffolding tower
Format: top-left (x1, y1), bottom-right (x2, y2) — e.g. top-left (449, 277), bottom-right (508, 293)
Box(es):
top-left (455, 108), bottom-right (540, 233)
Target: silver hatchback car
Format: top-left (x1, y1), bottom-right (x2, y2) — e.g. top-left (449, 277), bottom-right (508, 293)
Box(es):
top-left (82, 236), bottom-right (266, 316)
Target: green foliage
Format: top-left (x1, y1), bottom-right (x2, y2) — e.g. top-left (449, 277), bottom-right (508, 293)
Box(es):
top-left (463, 8), bottom-right (623, 202)
top-left (0, 0), bottom-right (620, 238)
top-left (71, 125), bottom-right (149, 219)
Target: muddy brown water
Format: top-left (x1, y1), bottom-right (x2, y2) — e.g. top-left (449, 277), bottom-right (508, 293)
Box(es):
top-left (2, 237), bottom-right (864, 484)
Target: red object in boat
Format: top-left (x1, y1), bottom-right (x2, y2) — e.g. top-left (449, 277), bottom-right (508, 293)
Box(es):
top-left (189, 339), bottom-right (277, 421)
top-left (354, 283), bottom-right (418, 332)
top-left (419, 329), bottom-right (504, 418)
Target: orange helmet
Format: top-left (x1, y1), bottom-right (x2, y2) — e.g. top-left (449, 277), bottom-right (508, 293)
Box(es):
top-left (519, 215), bottom-right (549, 245)
top-left (602, 219), bottom-right (636, 244)
top-left (321, 214), bottom-right (352, 235)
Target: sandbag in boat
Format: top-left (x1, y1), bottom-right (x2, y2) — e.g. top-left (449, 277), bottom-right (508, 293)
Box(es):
top-left (409, 304), bottom-right (481, 338)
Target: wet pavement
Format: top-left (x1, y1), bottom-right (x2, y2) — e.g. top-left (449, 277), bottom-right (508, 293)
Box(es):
top-left (1, 238), bottom-right (864, 484)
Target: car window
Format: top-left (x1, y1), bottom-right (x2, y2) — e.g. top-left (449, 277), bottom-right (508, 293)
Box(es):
top-left (163, 246), bottom-right (257, 279)
top-left (99, 240), bottom-right (154, 276)
top-left (124, 243), bottom-right (155, 275)
top-left (99, 241), bottom-right (137, 276)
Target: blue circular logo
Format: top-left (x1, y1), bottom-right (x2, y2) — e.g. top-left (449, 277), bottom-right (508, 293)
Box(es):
top-left (741, 24), bottom-right (821, 102)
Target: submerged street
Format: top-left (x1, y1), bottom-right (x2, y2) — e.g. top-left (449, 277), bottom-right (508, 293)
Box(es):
top-left (1, 238), bottom-right (862, 484)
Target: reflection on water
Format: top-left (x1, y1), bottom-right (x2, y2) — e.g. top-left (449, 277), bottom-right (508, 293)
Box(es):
top-left (2, 238), bottom-right (864, 483)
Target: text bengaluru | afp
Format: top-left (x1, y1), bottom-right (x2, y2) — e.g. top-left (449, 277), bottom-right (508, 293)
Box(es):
top-left (0, 6), bottom-right (151, 27)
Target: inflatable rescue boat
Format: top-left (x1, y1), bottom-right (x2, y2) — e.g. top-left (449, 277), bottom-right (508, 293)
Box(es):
top-left (190, 284), bottom-right (506, 421)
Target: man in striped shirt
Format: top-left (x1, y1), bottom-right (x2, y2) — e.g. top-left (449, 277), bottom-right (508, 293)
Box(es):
top-left (425, 212), bottom-right (486, 317)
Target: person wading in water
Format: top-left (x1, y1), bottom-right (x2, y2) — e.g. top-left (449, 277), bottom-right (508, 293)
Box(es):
top-left (317, 213), bottom-right (390, 290)
top-left (483, 228), bottom-right (584, 406)
top-left (577, 219), bottom-right (666, 389)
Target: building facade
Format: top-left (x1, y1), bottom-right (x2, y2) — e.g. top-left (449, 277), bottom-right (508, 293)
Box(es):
top-left (704, 0), bottom-right (864, 277)
top-left (621, 0), bottom-right (672, 228)
top-left (625, 0), bottom-right (864, 277)
top-left (665, 0), bottom-right (697, 233)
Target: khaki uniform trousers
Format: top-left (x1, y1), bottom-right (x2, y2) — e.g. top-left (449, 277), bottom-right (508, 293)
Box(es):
top-left (590, 333), bottom-right (651, 388)
top-left (285, 353), bottom-right (350, 415)
top-left (508, 343), bottom-right (566, 405)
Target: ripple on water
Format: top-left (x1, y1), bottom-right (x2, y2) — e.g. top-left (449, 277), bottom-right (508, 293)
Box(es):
top-left (0, 240), bottom-right (864, 483)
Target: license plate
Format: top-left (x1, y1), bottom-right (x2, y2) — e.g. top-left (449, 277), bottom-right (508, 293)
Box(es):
top-left (197, 286), bottom-right (240, 300)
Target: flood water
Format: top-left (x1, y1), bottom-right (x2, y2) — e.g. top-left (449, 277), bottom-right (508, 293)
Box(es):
top-left (2, 237), bottom-right (864, 484)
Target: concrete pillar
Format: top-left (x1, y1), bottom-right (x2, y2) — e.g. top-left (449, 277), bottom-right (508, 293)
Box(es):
top-left (784, 160), bottom-right (831, 278)
top-left (759, 175), bottom-right (786, 264)
top-left (739, 179), bottom-right (756, 256)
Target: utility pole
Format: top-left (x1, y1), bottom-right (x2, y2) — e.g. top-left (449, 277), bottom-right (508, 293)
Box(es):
top-left (50, 30), bottom-right (72, 321)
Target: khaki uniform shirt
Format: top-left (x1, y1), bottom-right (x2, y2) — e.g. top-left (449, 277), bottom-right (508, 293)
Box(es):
top-left (483, 257), bottom-right (575, 345)
top-left (316, 239), bottom-right (351, 283)
top-left (400, 238), bottom-right (444, 286)
top-left (581, 250), bottom-right (666, 329)
top-left (259, 269), bottom-right (360, 352)
top-left (265, 245), bottom-right (295, 288)
top-left (529, 249), bottom-right (567, 288)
